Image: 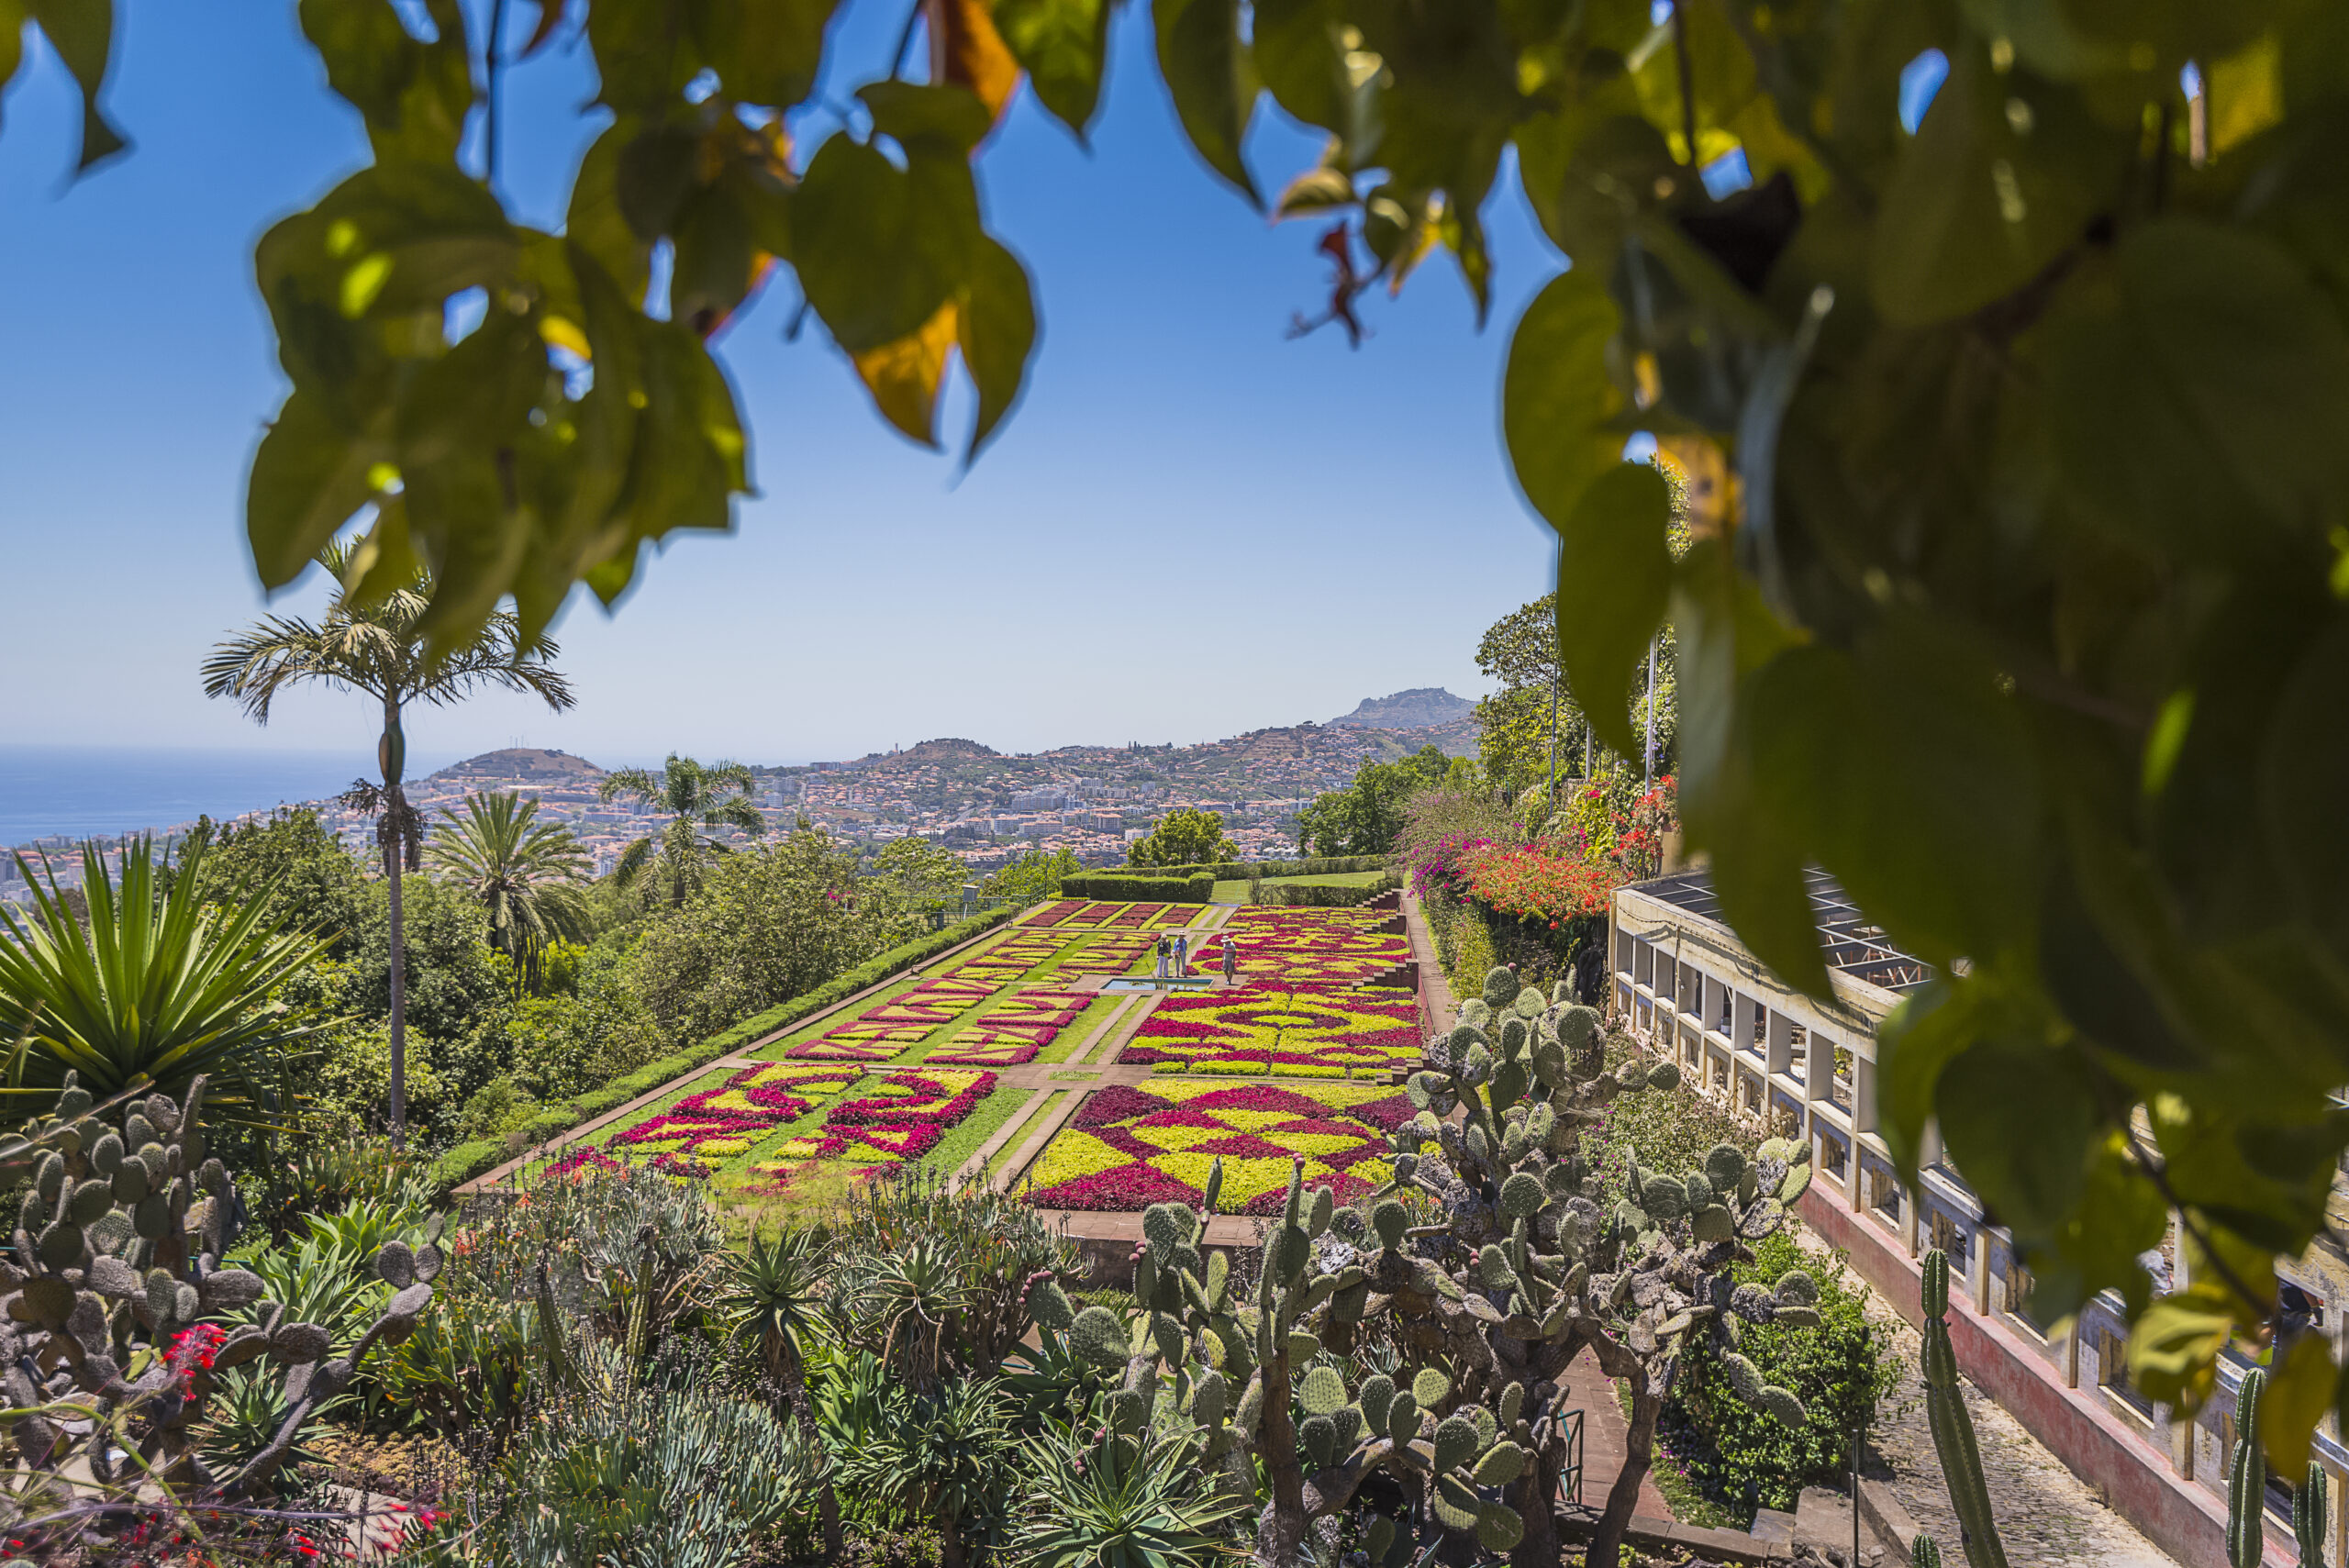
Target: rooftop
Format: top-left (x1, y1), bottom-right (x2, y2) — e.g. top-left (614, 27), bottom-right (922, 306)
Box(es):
top-left (1631, 866), bottom-right (1935, 994)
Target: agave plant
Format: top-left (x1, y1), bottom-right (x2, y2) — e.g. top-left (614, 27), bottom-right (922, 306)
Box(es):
top-left (0, 838), bottom-right (330, 1112)
top-left (1010, 1419), bottom-right (1247, 1568)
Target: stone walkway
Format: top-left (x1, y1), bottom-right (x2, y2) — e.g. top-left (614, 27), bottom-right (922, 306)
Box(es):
top-left (1851, 1279), bottom-right (2177, 1568)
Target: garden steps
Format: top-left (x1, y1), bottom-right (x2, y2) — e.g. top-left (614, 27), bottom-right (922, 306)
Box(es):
top-left (1556, 1343), bottom-right (1675, 1524)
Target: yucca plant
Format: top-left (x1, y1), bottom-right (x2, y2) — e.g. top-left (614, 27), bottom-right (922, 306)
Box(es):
top-left (0, 838), bottom-right (329, 1116)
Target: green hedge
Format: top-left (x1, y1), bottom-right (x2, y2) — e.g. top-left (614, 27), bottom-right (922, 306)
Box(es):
top-left (1058, 872), bottom-right (1215, 903)
top-left (431, 905), bottom-right (1017, 1192)
top-left (1264, 874), bottom-right (1402, 907)
top-left (1122, 853), bottom-right (1387, 879)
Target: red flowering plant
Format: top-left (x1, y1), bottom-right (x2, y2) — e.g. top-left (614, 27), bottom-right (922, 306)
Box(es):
top-left (1455, 840), bottom-right (1624, 926)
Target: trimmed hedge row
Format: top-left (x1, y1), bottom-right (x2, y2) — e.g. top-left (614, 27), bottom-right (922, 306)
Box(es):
top-left (1264, 874), bottom-right (1402, 907)
top-left (1058, 872), bottom-right (1215, 903)
top-left (431, 905), bottom-right (1017, 1192)
top-left (1122, 853), bottom-right (1387, 879)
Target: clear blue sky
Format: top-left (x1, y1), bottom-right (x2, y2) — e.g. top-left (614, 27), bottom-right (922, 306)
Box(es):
top-left (0, 1), bottom-right (1563, 768)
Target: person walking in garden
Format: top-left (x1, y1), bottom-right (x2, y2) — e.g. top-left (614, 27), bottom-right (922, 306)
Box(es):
top-left (1174, 933), bottom-right (1188, 974)
top-left (1221, 939), bottom-right (1237, 985)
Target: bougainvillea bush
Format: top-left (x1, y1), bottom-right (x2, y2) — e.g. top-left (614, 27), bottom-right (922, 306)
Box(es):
top-left (1020, 1080), bottom-right (1410, 1213)
top-left (1452, 840), bottom-right (1622, 926)
top-left (1119, 985), bottom-right (1421, 1077)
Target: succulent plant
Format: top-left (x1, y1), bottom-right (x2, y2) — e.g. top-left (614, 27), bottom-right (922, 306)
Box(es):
top-left (2297, 1458), bottom-right (2326, 1568)
top-left (1091, 967), bottom-right (1824, 1568)
top-left (2231, 1366), bottom-right (2266, 1568)
top-left (0, 1073), bottom-right (437, 1535)
top-left (1920, 1249), bottom-right (2009, 1568)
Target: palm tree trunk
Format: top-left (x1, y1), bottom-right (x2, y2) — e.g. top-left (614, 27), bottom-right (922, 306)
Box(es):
top-left (386, 800), bottom-right (406, 1150)
top-left (383, 695), bottom-right (408, 1150)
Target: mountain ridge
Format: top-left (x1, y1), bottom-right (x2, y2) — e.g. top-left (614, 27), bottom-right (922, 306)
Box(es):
top-left (1330, 687), bottom-right (1475, 729)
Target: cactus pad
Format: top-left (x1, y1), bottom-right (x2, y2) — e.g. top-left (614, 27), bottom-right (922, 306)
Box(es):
top-left (1431, 1473), bottom-right (1479, 1531)
top-left (1722, 1351), bottom-right (1765, 1401)
top-left (1481, 967), bottom-right (1520, 1007)
top-left (1473, 1439), bottom-right (1525, 1486)
top-left (1500, 1171), bottom-right (1547, 1218)
top-left (1647, 1060), bottom-right (1682, 1090)
top-left (1704, 1142), bottom-right (1746, 1192)
top-left (1762, 1385), bottom-right (1807, 1427)
top-left (1142, 1202), bottom-right (1191, 1257)
top-left (1359, 1373), bottom-right (1394, 1431)
top-left (1476, 1503), bottom-right (1525, 1552)
top-left (1385, 1390), bottom-right (1419, 1444)
top-left (1639, 1173), bottom-right (1687, 1219)
top-left (1779, 1162), bottom-right (1814, 1204)
top-left (1069, 1305), bottom-right (1129, 1369)
top-left (1691, 1204), bottom-right (1733, 1242)
top-left (1300, 1365), bottom-right (1347, 1417)
top-left (1411, 1366), bottom-right (1452, 1407)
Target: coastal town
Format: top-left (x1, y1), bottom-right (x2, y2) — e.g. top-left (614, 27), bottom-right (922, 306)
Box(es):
top-left (0, 691), bottom-right (1475, 901)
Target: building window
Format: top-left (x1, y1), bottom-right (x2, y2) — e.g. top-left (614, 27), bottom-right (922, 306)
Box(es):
top-left (2099, 1327), bottom-right (2154, 1418)
top-left (1819, 1132), bottom-right (1848, 1183)
top-left (1928, 1207), bottom-right (1969, 1267)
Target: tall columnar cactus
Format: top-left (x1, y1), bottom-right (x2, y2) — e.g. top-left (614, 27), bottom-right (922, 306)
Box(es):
top-left (0, 1073), bottom-right (436, 1530)
top-left (1920, 1249), bottom-right (2009, 1568)
top-left (2297, 1461), bottom-right (2327, 1568)
top-left (2232, 1367), bottom-right (2267, 1568)
top-left (1914, 1535), bottom-right (1943, 1568)
top-left (1079, 965), bottom-right (1822, 1568)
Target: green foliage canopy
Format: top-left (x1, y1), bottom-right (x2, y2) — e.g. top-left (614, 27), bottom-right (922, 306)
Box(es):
top-left (1127, 807), bottom-right (1239, 868)
top-left (1297, 744), bottom-right (1451, 856)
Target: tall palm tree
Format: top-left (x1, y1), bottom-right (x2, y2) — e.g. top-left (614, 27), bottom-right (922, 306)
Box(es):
top-left (427, 791), bottom-right (594, 990)
top-left (597, 754), bottom-right (764, 906)
top-left (202, 542), bottom-right (574, 1148)
top-left (0, 839), bottom-right (330, 1112)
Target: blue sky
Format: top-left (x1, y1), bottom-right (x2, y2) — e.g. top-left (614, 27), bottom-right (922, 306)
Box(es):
top-left (0, 1), bottom-right (1564, 768)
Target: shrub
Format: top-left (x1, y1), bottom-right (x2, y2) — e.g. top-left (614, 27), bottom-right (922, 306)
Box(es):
top-left (1266, 874), bottom-right (1401, 907)
top-left (430, 906), bottom-right (1015, 1191)
top-left (1115, 854), bottom-right (1388, 880)
top-left (1056, 872), bottom-right (1214, 903)
top-left (1584, 1032), bottom-right (1752, 1186)
top-left (1662, 1233), bottom-right (1899, 1516)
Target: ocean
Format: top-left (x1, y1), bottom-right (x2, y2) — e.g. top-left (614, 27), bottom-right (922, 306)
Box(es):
top-left (0, 745), bottom-right (458, 851)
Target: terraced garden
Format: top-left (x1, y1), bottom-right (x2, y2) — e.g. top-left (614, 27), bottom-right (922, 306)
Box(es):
top-left (522, 897), bottom-right (1425, 1216)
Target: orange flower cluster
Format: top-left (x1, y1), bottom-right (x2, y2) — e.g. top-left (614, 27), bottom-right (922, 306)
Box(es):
top-left (1455, 841), bottom-right (1623, 926)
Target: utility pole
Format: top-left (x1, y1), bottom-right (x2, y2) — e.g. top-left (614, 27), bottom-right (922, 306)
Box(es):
top-left (1547, 668), bottom-right (1559, 815)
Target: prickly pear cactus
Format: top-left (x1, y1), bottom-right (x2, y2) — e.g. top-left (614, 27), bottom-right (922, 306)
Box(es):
top-left (1920, 1249), bottom-right (2009, 1568)
top-left (0, 1074), bottom-right (439, 1510)
top-left (1110, 967), bottom-right (1831, 1568)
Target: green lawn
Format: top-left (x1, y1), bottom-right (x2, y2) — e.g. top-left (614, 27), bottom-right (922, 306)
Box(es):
top-left (1210, 868), bottom-right (1391, 902)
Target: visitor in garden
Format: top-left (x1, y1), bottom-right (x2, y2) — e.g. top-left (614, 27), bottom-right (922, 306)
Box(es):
top-left (1174, 933), bottom-right (1188, 974)
top-left (1222, 940), bottom-right (1237, 984)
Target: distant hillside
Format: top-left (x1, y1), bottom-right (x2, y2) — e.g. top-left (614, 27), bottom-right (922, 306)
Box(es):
top-left (430, 749), bottom-right (605, 783)
top-left (1331, 688), bottom-right (1474, 728)
top-left (863, 738), bottom-right (1002, 763)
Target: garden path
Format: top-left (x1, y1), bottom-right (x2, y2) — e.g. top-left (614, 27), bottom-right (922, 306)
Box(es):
top-left (1825, 1251), bottom-right (2180, 1568)
top-left (1555, 1343), bottom-right (1674, 1523)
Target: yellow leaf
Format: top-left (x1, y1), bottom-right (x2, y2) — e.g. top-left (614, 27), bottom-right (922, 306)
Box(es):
top-left (2126, 1284), bottom-right (2234, 1416)
top-left (1655, 436), bottom-right (1737, 541)
top-left (932, 0), bottom-right (1022, 126)
top-left (852, 300), bottom-right (961, 448)
top-left (539, 314), bottom-right (591, 361)
top-left (1275, 164), bottom-right (1354, 219)
top-left (2261, 1332), bottom-right (2334, 1479)
top-left (2208, 34), bottom-right (2281, 160)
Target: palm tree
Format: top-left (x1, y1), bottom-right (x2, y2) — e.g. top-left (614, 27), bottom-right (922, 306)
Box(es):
top-left (597, 754), bottom-right (764, 905)
top-left (0, 839), bottom-right (330, 1112)
top-left (427, 791), bottom-right (594, 990)
top-left (724, 1225), bottom-right (843, 1559)
top-left (202, 542), bottom-right (574, 1148)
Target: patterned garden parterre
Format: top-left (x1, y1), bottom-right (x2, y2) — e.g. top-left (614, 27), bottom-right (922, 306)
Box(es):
top-left (1118, 984), bottom-right (1421, 1077)
top-left (1021, 1081), bottom-right (1412, 1214)
top-left (1191, 906), bottom-right (1408, 984)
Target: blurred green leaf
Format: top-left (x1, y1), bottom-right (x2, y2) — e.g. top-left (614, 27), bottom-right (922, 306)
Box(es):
top-left (1550, 462), bottom-right (1671, 758)
top-left (1934, 1033), bottom-right (2100, 1236)
top-left (245, 391), bottom-right (385, 591)
top-left (1503, 267), bottom-right (1629, 540)
top-left (688, 0), bottom-right (834, 107)
top-left (794, 135), bottom-right (975, 353)
top-left (958, 237), bottom-right (1038, 462)
top-left (26, 0), bottom-right (128, 171)
top-left (297, 0), bottom-right (469, 164)
top-left (994, 0), bottom-right (1112, 139)
top-left (1155, 0), bottom-right (1261, 205)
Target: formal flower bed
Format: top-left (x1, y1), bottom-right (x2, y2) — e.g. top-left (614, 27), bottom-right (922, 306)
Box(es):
top-left (561, 1062), bottom-right (865, 1168)
top-left (1193, 908), bottom-right (1410, 984)
top-left (1020, 1081), bottom-right (1412, 1214)
top-left (787, 1023), bottom-right (932, 1061)
top-left (553, 1065), bottom-right (999, 1183)
top-left (1021, 899), bottom-right (1090, 927)
top-left (752, 1069), bottom-right (1000, 1174)
top-left (1055, 935), bottom-right (1153, 974)
top-left (985, 988), bottom-right (1094, 1025)
top-left (1119, 985), bottom-right (1422, 1077)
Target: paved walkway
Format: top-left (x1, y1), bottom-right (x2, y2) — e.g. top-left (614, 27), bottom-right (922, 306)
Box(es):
top-left (1559, 1343), bottom-right (1674, 1521)
top-left (1798, 1235), bottom-right (2180, 1568)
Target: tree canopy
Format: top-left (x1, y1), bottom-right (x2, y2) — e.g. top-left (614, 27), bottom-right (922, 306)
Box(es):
top-left (1128, 808), bottom-right (1240, 868)
top-left (1297, 745), bottom-right (1453, 857)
